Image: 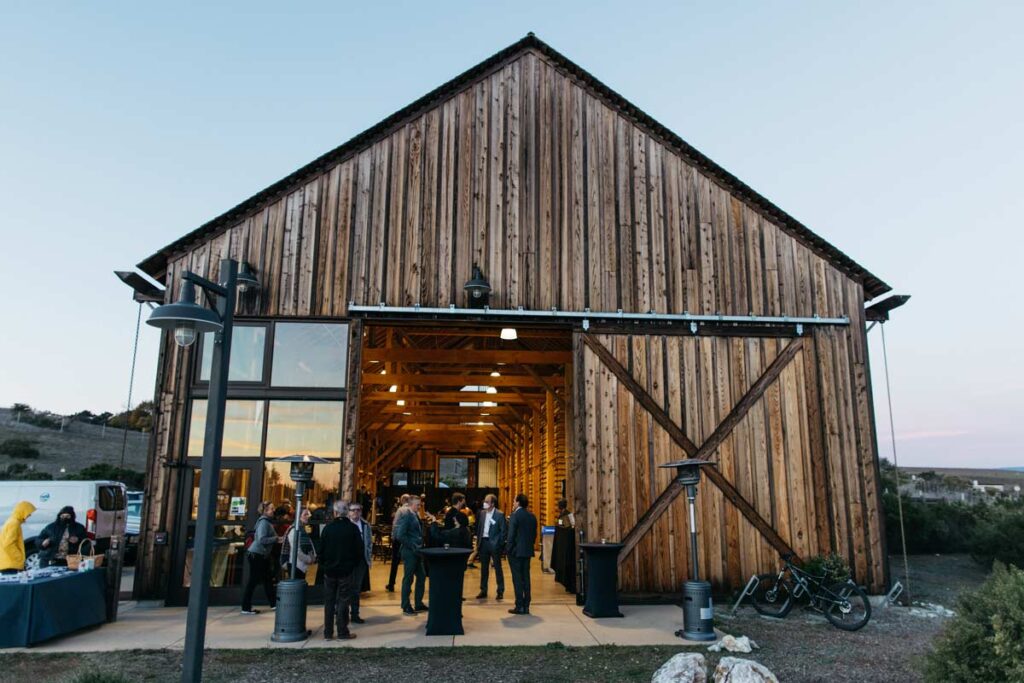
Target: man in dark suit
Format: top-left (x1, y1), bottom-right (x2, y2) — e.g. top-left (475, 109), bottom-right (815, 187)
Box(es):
top-left (318, 501), bottom-right (364, 640)
top-left (346, 501), bottom-right (373, 624)
top-left (505, 493), bottom-right (537, 615)
top-left (475, 493), bottom-right (506, 600)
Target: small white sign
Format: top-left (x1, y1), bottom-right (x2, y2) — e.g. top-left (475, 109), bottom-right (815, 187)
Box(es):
top-left (230, 497), bottom-right (247, 516)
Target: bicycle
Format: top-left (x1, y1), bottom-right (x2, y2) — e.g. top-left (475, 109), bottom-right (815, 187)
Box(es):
top-left (750, 553), bottom-right (871, 631)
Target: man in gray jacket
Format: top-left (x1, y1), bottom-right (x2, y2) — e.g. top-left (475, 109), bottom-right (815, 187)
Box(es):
top-left (475, 493), bottom-right (506, 600)
top-left (346, 502), bottom-right (373, 623)
top-left (393, 494), bottom-right (427, 615)
top-left (241, 501), bottom-right (280, 614)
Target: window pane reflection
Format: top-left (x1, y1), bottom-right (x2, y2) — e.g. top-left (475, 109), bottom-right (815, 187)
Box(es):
top-left (438, 457), bottom-right (469, 488)
top-left (265, 400), bottom-right (344, 459)
top-left (182, 524), bottom-right (246, 588)
top-left (200, 326), bottom-right (266, 382)
top-left (271, 322), bottom-right (348, 388)
top-left (188, 400), bottom-right (265, 457)
top-left (190, 468), bottom-right (251, 521)
top-left (262, 460), bottom-right (340, 520)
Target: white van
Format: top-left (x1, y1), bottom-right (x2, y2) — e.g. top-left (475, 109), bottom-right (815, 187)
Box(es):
top-left (0, 480), bottom-right (127, 568)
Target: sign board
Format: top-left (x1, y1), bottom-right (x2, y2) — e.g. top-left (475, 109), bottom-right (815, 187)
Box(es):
top-left (229, 497), bottom-right (247, 516)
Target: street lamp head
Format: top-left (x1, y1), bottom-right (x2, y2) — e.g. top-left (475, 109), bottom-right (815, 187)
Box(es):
top-left (463, 265), bottom-right (491, 308)
top-left (236, 262), bottom-right (260, 293)
top-left (146, 280), bottom-right (223, 348)
top-left (659, 459), bottom-right (716, 487)
top-left (271, 454), bottom-right (332, 483)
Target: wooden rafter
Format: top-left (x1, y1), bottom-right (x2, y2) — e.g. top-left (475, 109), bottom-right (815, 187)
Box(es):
top-left (362, 348), bottom-right (572, 364)
top-left (581, 333), bottom-right (804, 564)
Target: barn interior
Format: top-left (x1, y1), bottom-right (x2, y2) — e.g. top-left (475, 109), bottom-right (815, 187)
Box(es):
top-left (353, 323), bottom-right (573, 529)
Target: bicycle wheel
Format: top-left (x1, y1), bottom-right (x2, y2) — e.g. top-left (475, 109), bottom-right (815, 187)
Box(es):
top-left (824, 581), bottom-right (871, 631)
top-left (750, 573), bottom-right (794, 618)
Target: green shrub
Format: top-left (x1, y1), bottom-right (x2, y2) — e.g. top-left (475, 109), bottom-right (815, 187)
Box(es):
top-left (802, 552), bottom-right (851, 582)
top-left (0, 463), bottom-right (52, 480)
top-left (970, 505), bottom-right (1024, 569)
top-left (66, 464), bottom-right (145, 489)
top-left (0, 438), bottom-right (41, 459)
top-left (924, 562), bottom-right (1024, 682)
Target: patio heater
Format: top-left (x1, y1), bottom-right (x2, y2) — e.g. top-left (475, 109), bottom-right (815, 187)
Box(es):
top-left (659, 459), bottom-right (717, 641)
top-left (270, 454), bottom-right (331, 643)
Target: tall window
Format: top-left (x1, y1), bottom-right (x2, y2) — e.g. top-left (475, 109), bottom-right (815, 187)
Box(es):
top-left (188, 320), bottom-right (349, 506)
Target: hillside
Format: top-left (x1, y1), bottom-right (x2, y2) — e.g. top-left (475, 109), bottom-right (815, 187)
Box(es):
top-left (902, 466), bottom-right (1024, 488)
top-left (0, 407), bottom-right (149, 478)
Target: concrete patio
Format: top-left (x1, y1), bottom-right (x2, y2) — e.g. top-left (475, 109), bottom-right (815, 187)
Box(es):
top-left (9, 600), bottom-right (711, 652)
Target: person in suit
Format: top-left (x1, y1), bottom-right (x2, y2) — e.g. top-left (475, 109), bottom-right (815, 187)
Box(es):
top-left (393, 494), bottom-right (428, 615)
top-left (385, 494), bottom-right (411, 592)
top-left (505, 493), bottom-right (537, 615)
top-left (346, 501), bottom-right (373, 624)
top-left (318, 501), bottom-right (364, 640)
top-left (475, 493), bottom-right (506, 600)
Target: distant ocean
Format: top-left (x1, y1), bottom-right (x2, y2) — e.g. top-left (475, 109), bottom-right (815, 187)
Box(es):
top-left (1004, 467), bottom-right (1024, 472)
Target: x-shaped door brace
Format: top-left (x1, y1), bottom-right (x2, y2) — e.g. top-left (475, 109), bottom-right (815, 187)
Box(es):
top-left (580, 333), bottom-right (804, 564)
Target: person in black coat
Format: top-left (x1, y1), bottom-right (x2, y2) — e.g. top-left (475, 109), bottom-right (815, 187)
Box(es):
top-left (505, 493), bottom-right (538, 615)
top-left (317, 501), bottom-right (364, 640)
top-left (37, 506), bottom-right (88, 567)
top-left (442, 492), bottom-right (472, 549)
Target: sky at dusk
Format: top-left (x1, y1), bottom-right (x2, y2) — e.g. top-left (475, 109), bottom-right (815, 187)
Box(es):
top-left (1, 2), bottom-right (1021, 468)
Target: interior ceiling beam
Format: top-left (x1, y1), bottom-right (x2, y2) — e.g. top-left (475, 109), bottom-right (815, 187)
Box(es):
top-left (373, 405), bottom-right (524, 416)
top-left (362, 391), bottom-right (535, 403)
top-left (361, 372), bottom-right (564, 388)
top-left (391, 327), bottom-right (570, 340)
top-left (362, 348), bottom-right (572, 364)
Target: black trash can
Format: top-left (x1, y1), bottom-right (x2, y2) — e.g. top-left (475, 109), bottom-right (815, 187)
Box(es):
top-left (681, 580), bottom-right (715, 641)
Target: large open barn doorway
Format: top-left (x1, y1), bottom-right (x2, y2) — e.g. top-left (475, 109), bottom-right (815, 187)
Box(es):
top-left (352, 322), bottom-right (575, 602)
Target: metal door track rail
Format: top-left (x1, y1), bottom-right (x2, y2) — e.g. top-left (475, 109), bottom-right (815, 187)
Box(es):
top-left (348, 303), bottom-right (849, 334)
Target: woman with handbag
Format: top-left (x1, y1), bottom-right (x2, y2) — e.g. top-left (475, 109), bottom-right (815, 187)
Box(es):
top-left (281, 507), bottom-right (317, 580)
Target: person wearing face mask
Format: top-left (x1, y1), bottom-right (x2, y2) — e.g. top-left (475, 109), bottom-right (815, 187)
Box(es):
top-left (474, 494), bottom-right (506, 600)
top-left (37, 506), bottom-right (88, 568)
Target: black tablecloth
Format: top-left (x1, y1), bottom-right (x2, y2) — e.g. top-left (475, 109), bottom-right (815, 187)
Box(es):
top-left (416, 547), bottom-right (471, 636)
top-left (551, 525), bottom-right (577, 593)
top-left (581, 542), bottom-right (623, 618)
top-left (0, 568), bottom-right (107, 648)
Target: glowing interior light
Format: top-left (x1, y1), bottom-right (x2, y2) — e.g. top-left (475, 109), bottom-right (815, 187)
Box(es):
top-left (490, 371), bottom-right (500, 377)
top-left (397, 400), bottom-right (406, 406)
top-left (389, 385), bottom-right (398, 392)
top-left (500, 328), bottom-right (518, 340)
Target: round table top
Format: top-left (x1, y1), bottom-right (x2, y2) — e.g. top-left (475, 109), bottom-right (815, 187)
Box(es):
top-left (579, 542), bottom-right (624, 552)
top-left (417, 546), bottom-right (473, 557)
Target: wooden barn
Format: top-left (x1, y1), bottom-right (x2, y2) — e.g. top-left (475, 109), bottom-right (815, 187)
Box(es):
top-left (132, 34), bottom-right (893, 604)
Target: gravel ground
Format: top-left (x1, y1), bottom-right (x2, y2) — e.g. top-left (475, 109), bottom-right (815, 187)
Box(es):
top-left (1, 555), bottom-right (987, 683)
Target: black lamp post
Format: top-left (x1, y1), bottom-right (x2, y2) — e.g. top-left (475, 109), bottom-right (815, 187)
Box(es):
top-left (659, 459), bottom-right (717, 641)
top-left (463, 264), bottom-right (491, 308)
top-left (269, 454), bottom-right (331, 643)
top-left (146, 258), bottom-right (257, 682)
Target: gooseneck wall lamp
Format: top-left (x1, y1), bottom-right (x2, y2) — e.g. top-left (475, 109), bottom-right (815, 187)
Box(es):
top-left (146, 259), bottom-right (257, 682)
top-left (463, 264), bottom-right (492, 308)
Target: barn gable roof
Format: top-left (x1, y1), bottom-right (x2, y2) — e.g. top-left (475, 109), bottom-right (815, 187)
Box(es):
top-left (139, 33), bottom-right (890, 299)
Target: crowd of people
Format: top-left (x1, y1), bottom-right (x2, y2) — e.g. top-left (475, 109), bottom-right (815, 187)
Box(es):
top-left (237, 490), bottom-right (564, 640)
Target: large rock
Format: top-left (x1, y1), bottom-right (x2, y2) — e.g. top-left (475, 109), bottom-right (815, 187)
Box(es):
top-left (651, 653), bottom-right (708, 683)
top-left (707, 634), bottom-right (759, 653)
top-left (712, 657), bottom-right (778, 683)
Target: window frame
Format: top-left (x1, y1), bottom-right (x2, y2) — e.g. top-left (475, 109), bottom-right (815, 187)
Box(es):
top-left (191, 317), bottom-right (349, 401)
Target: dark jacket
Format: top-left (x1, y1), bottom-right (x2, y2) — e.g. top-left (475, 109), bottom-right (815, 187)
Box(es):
top-left (38, 506), bottom-right (88, 561)
top-left (443, 508), bottom-right (472, 549)
top-left (393, 509), bottom-right (424, 551)
top-left (317, 517), bottom-right (363, 578)
top-left (506, 507), bottom-right (537, 558)
top-left (477, 507), bottom-right (507, 549)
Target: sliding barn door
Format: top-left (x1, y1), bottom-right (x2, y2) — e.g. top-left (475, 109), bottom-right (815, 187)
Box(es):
top-left (572, 330), bottom-right (885, 594)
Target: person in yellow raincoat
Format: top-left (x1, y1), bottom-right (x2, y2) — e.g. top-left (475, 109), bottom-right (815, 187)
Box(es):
top-left (1, 501), bottom-right (37, 573)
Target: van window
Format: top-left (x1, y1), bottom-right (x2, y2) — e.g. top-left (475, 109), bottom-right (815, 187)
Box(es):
top-left (99, 486), bottom-right (126, 511)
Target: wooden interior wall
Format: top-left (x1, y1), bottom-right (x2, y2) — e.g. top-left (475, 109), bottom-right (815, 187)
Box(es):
top-left (138, 46), bottom-right (885, 598)
top-left (574, 324), bottom-right (885, 594)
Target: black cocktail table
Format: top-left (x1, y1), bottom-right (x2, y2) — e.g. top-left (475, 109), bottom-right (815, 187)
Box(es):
top-left (416, 547), bottom-right (472, 635)
top-left (580, 542), bottom-right (624, 618)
